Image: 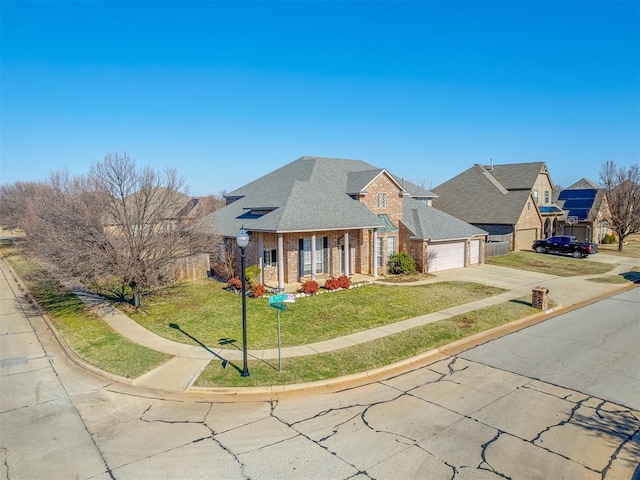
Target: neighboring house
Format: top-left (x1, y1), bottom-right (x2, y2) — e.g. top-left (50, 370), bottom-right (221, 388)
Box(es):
top-left (554, 178), bottom-right (611, 243)
top-left (432, 161), bottom-right (564, 251)
top-left (193, 156), bottom-right (487, 290)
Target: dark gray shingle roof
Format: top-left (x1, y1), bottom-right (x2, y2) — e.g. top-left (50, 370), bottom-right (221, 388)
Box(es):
top-left (433, 163), bottom-right (542, 225)
top-left (194, 156), bottom-right (481, 240)
top-left (402, 198), bottom-right (487, 241)
top-left (194, 157), bottom-right (386, 236)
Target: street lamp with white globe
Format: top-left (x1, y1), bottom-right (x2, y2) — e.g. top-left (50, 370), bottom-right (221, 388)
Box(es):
top-left (236, 229), bottom-right (250, 377)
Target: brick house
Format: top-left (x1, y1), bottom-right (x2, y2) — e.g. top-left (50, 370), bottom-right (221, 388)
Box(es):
top-left (194, 156), bottom-right (487, 290)
top-left (432, 161), bottom-right (564, 251)
top-left (554, 178), bottom-right (612, 243)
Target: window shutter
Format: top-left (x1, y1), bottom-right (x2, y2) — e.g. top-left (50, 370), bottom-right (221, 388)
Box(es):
top-left (323, 236), bottom-right (329, 273)
top-left (299, 239), bottom-right (304, 276)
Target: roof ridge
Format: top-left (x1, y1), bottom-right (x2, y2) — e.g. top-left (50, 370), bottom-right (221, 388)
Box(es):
top-left (478, 165), bottom-right (509, 195)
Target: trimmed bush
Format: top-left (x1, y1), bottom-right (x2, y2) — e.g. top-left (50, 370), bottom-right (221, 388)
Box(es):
top-left (324, 277), bottom-right (340, 291)
top-left (388, 251), bottom-right (416, 275)
top-left (337, 275), bottom-right (351, 289)
top-left (300, 280), bottom-right (319, 295)
top-left (601, 234), bottom-right (617, 244)
top-left (227, 277), bottom-right (242, 291)
top-left (251, 283), bottom-right (266, 298)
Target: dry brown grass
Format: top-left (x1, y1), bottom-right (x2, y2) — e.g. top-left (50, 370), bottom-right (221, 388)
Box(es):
top-left (598, 234), bottom-right (640, 258)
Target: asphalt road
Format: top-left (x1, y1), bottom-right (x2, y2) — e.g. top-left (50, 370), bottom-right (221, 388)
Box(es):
top-left (461, 288), bottom-right (640, 410)
top-left (1, 259), bottom-right (639, 479)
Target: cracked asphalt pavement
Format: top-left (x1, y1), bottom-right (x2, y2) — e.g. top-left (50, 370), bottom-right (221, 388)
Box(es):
top-left (1, 263), bottom-right (639, 479)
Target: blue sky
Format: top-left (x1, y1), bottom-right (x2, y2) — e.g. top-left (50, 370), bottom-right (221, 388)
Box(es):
top-left (1, 1), bottom-right (638, 196)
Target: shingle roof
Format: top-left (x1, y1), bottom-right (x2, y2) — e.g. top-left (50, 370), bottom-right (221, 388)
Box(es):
top-left (402, 198), bottom-right (487, 241)
top-left (432, 164), bottom-right (535, 225)
top-left (481, 162), bottom-right (547, 190)
top-left (193, 156), bottom-right (463, 239)
top-left (566, 178), bottom-right (599, 190)
top-left (194, 157), bottom-right (386, 236)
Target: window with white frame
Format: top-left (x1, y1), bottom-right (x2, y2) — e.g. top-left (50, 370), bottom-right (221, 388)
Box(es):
top-left (263, 249), bottom-right (277, 267)
top-left (544, 190), bottom-right (550, 204)
top-left (376, 237), bottom-right (384, 267)
top-left (299, 237), bottom-right (327, 276)
top-left (387, 236), bottom-right (396, 263)
top-left (533, 190), bottom-right (539, 204)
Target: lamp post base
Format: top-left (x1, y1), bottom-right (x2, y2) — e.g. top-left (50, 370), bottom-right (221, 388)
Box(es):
top-left (240, 370), bottom-right (250, 377)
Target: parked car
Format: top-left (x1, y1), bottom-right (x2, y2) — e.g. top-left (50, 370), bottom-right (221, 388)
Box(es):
top-left (532, 235), bottom-right (598, 258)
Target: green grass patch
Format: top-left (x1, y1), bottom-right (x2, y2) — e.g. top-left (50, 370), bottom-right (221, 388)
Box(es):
top-left (195, 297), bottom-right (541, 387)
top-left (127, 280), bottom-right (505, 349)
top-left (4, 251), bottom-right (169, 378)
top-left (486, 251), bottom-right (614, 276)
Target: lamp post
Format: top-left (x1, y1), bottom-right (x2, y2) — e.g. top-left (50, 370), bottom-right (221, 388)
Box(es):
top-left (236, 229), bottom-right (250, 377)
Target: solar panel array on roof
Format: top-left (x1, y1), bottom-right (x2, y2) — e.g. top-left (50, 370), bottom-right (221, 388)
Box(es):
top-left (558, 189), bottom-right (597, 220)
top-left (558, 189), bottom-right (597, 200)
top-left (539, 205), bottom-right (563, 213)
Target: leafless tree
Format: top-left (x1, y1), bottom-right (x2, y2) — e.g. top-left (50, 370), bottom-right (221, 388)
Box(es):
top-left (599, 160), bottom-right (640, 252)
top-left (195, 193), bottom-right (226, 218)
top-left (211, 238), bottom-right (238, 280)
top-left (0, 181), bottom-right (42, 230)
top-left (23, 153), bottom-right (210, 308)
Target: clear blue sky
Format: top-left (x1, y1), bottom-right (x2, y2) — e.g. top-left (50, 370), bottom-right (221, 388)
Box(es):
top-left (1, 1), bottom-right (638, 196)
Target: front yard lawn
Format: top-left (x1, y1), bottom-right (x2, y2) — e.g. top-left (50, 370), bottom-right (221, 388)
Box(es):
top-left (195, 297), bottom-right (541, 387)
top-left (486, 251), bottom-right (614, 276)
top-left (127, 280), bottom-right (505, 350)
top-left (2, 245), bottom-right (170, 378)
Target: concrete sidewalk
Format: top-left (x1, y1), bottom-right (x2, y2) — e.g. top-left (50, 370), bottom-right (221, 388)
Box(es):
top-left (68, 254), bottom-right (639, 393)
top-left (3, 252), bottom-right (638, 393)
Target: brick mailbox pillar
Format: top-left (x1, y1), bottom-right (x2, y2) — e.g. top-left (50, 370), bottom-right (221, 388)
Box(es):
top-left (532, 286), bottom-right (549, 310)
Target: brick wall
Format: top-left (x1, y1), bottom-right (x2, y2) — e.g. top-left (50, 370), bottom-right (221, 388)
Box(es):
top-left (359, 172), bottom-right (404, 226)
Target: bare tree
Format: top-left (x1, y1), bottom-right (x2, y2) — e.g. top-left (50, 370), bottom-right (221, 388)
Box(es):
top-left (0, 181), bottom-right (42, 230)
top-left (195, 193), bottom-right (226, 218)
top-left (599, 160), bottom-right (640, 252)
top-left (23, 153), bottom-right (208, 308)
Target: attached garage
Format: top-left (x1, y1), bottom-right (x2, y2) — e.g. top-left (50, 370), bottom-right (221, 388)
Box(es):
top-left (515, 228), bottom-right (537, 251)
top-left (428, 241), bottom-right (465, 272)
top-left (567, 225), bottom-right (588, 242)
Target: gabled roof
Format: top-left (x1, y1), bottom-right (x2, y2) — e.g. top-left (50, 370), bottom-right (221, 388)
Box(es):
top-left (480, 162), bottom-right (549, 190)
top-left (195, 156), bottom-right (387, 236)
top-left (566, 178), bottom-right (599, 190)
top-left (402, 197), bottom-right (487, 241)
top-left (432, 163), bottom-right (538, 225)
top-left (390, 175), bottom-right (436, 198)
top-left (194, 156), bottom-right (455, 238)
top-left (555, 178), bottom-right (606, 222)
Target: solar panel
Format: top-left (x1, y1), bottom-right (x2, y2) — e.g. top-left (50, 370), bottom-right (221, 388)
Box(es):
top-left (558, 189), bottom-right (597, 200)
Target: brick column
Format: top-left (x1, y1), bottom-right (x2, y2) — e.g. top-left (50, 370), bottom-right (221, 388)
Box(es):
top-left (532, 286), bottom-right (549, 310)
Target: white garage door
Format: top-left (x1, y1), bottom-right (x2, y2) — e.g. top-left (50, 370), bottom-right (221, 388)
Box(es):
top-left (470, 239), bottom-right (481, 264)
top-left (428, 242), bottom-right (465, 272)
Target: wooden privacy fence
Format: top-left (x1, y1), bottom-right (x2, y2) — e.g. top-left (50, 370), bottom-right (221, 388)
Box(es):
top-left (485, 234), bottom-right (512, 257)
top-left (172, 253), bottom-right (211, 282)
